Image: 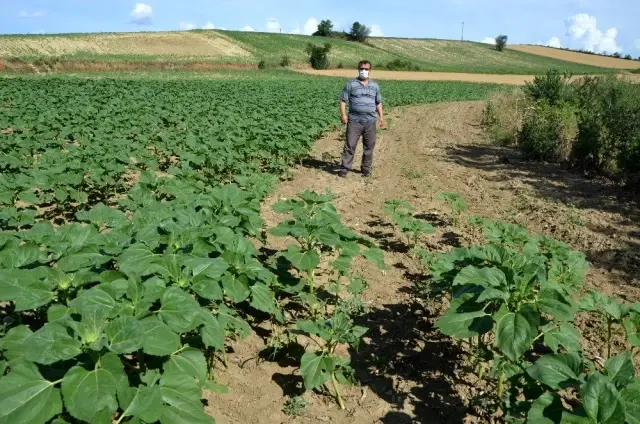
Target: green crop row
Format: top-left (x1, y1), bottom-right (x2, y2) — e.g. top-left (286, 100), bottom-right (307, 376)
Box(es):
top-left (0, 75), bottom-right (503, 423)
top-left (385, 196), bottom-right (640, 423)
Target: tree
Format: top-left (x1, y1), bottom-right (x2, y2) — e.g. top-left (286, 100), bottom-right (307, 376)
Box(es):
top-left (495, 35), bottom-right (508, 52)
top-left (305, 43), bottom-right (332, 69)
top-left (313, 19), bottom-right (334, 37)
top-left (347, 22), bottom-right (371, 42)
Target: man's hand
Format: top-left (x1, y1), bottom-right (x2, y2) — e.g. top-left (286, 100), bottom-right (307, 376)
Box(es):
top-left (379, 119), bottom-right (387, 129)
top-left (341, 114), bottom-right (348, 125)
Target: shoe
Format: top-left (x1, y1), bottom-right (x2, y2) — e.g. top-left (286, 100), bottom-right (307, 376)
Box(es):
top-left (362, 170), bottom-right (371, 177)
top-left (338, 170), bottom-right (348, 178)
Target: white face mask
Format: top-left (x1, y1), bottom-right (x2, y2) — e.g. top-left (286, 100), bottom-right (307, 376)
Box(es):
top-left (359, 69), bottom-right (369, 79)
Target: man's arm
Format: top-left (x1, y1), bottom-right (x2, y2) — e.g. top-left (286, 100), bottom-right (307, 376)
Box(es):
top-left (340, 100), bottom-right (348, 124)
top-left (340, 83), bottom-right (350, 124)
top-left (375, 86), bottom-right (386, 128)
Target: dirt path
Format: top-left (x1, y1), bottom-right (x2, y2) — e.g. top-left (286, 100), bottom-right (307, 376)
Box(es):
top-left (297, 69), bottom-right (640, 84)
top-left (206, 102), bottom-right (640, 424)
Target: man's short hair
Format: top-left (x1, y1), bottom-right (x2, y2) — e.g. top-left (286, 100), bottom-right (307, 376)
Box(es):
top-left (358, 60), bottom-right (372, 69)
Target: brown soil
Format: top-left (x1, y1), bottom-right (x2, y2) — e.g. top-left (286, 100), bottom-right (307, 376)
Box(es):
top-left (297, 69), bottom-right (640, 84)
top-left (205, 102), bottom-right (640, 423)
top-left (510, 45), bottom-right (640, 70)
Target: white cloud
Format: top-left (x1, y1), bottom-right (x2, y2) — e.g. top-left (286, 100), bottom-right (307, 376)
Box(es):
top-left (202, 22), bottom-right (215, 30)
top-left (303, 17), bottom-right (319, 35)
top-left (179, 22), bottom-right (197, 31)
top-left (547, 36), bottom-right (562, 48)
top-left (241, 25), bottom-right (255, 32)
top-left (369, 24), bottom-right (384, 37)
top-left (565, 13), bottom-right (621, 53)
top-left (130, 3), bottom-right (153, 26)
top-left (266, 18), bottom-right (280, 33)
top-left (481, 37), bottom-right (495, 44)
top-left (290, 28), bottom-right (301, 34)
top-left (18, 9), bottom-right (46, 19)
top-left (635, 40), bottom-right (640, 50)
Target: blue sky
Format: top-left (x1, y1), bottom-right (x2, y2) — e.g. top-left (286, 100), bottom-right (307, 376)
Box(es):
top-left (2, 0), bottom-right (639, 54)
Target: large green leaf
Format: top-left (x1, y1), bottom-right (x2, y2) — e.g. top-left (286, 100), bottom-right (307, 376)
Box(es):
top-left (119, 386), bottom-right (163, 423)
top-left (191, 275), bottom-right (223, 301)
top-left (543, 323), bottom-right (583, 354)
top-left (141, 316), bottom-right (181, 356)
top-left (158, 287), bottom-right (201, 333)
top-left (70, 285), bottom-right (116, 320)
top-left (164, 348), bottom-right (208, 387)
top-left (250, 283), bottom-right (277, 314)
top-left (526, 354), bottom-right (582, 390)
top-left (0, 362), bottom-right (62, 424)
top-left (0, 270), bottom-right (54, 311)
top-left (527, 392), bottom-right (565, 424)
top-left (605, 353), bottom-right (636, 389)
top-left (220, 273), bottom-right (250, 303)
top-left (582, 372), bottom-right (626, 424)
top-left (56, 247), bottom-right (110, 272)
top-left (159, 371), bottom-right (212, 424)
top-left (118, 244), bottom-right (156, 276)
top-left (621, 381), bottom-right (640, 424)
top-left (435, 310), bottom-right (493, 339)
top-left (24, 322), bottom-right (82, 365)
top-left (0, 325), bottom-right (33, 364)
top-left (495, 305), bottom-right (539, 361)
top-left (61, 364), bottom-right (119, 422)
top-left (159, 401), bottom-right (214, 424)
top-left (453, 265), bottom-right (507, 288)
top-left (300, 351), bottom-right (331, 390)
top-left (538, 289), bottom-right (574, 322)
top-left (199, 312), bottom-right (225, 351)
top-left (282, 245), bottom-right (319, 272)
top-left (0, 243), bottom-right (47, 268)
top-left (186, 257), bottom-right (228, 280)
top-left (105, 316), bottom-right (145, 354)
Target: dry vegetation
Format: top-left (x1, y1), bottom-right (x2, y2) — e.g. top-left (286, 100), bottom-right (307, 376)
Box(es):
top-left (511, 44), bottom-right (640, 69)
top-left (0, 31), bottom-right (251, 58)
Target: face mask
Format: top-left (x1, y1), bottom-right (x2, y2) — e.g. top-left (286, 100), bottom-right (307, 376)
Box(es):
top-left (359, 69), bottom-right (369, 79)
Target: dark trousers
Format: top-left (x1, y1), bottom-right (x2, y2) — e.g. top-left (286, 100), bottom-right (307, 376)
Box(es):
top-left (341, 121), bottom-right (377, 172)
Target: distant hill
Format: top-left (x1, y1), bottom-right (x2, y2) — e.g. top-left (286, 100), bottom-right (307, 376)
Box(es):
top-left (0, 30), bottom-right (627, 74)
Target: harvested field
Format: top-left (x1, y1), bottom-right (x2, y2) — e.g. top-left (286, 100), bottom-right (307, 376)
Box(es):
top-left (0, 31), bottom-right (251, 58)
top-left (511, 45), bottom-right (640, 69)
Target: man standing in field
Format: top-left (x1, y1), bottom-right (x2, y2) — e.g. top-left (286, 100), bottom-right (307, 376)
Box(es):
top-left (339, 60), bottom-right (386, 178)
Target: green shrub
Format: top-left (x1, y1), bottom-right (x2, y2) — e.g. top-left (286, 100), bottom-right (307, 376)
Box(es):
top-left (524, 69), bottom-right (573, 106)
top-left (519, 101), bottom-right (578, 162)
top-left (385, 59), bottom-right (419, 71)
top-left (337, 62), bottom-right (344, 69)
top-left (481, 89), bottom-right (526, 146)
top-left (280, 55), bottom-right (290, 67)
top-left (572, 75), bottom-right (640, 182)
top-left (257, 60), bottom-right (267, 70)
top-left (305, 43), bottom-right (332, 70)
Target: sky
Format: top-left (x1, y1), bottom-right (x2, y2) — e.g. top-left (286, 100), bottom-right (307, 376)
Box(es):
top-left (2, 0), bottom-right (639, 55)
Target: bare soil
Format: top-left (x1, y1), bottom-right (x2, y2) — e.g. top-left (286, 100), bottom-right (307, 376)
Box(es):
top-left (510, 45), bottom-right (640, 70)
top-left (205, 101), bottom-right (640, 423)
top-left (297, 69), bottom-right (640, 84)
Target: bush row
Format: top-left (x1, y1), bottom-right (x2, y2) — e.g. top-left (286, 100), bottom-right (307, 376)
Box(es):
top-left (482, 70), bottom-right (640, 185)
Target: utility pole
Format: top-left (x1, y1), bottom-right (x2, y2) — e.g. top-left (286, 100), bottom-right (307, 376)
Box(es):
top-left (461, 22), bottom-right (464, 42)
